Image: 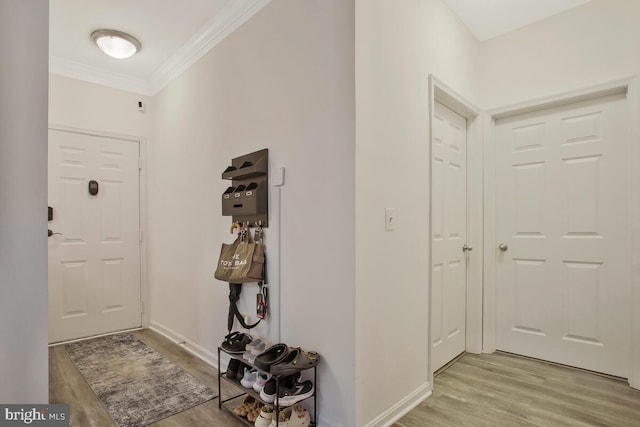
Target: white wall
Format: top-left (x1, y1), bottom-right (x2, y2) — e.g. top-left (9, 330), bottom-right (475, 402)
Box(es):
top-left (0, 0), bottom-right (49, 403)
top-left (355, 0), bottom-right (480, 425)
top-left (148, 1), bottom-right (355, 426)
top-left (49, 74), bottom-right (151, 137)
top-left (482, 0), bottom-right (640, 108)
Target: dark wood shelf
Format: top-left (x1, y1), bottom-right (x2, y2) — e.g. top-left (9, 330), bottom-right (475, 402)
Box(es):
top-left (220, 395), bottom-right (316, 427)
top-left (219, 371), bottom-right (270, 404)
top-left (222, 167), bottom-right (267, 180)
top-left (220, 395), bottom-right (258, 427)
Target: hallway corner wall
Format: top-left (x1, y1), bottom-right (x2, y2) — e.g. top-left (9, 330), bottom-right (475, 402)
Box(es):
top-left (355, 0), bottom-right (481, 425)
top-left (0, 0), bottom-right (49, 404)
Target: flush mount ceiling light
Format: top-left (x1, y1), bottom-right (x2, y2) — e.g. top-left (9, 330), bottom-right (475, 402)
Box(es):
top-left (91, 29), bottom-right (141, 59)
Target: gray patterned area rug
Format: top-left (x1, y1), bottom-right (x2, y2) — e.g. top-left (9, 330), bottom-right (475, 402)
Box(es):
top-left (64, 333), bottom-right (217, 427)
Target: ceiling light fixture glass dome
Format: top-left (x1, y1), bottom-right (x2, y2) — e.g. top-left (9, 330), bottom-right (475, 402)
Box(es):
top-left (91, 29), bottom-right (141, 59)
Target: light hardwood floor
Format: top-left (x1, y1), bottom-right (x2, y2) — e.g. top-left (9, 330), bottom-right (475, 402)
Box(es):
top-left (395, 352), bottom-right (640, 427)
top-left (50, 329), bottom-right (640, 426)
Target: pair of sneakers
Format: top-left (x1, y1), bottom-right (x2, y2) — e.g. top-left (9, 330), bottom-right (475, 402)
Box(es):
top-left (254, 405), bottom-right (310, 427)
top-left (240, 368), bottom-right (271, 393)
top-left (259, 373), bottom-right (297, 403)
top-left (233, 396), bottom-right (264, 423)
top-left (244, 337), bottom-right (272, 363)
top-left (259, 373), bottom-right (314, 407)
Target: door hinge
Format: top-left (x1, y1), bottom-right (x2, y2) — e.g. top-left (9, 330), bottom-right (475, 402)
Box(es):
top-left (138, 158), bottom-right (142, 171)
top-left (141, 301), bottom-right (144, 315)
top-left (139, 231), bottom-right (143, 242)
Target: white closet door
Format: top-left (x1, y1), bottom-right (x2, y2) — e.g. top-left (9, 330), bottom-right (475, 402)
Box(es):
top-left (432, 102), bottom-right (468, 371)
top-left (495, 93), bottom-right (630, 377)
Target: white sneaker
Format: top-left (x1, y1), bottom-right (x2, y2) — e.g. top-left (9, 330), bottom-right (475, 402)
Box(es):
top-left (240, 368), bottom-right (258, 388)
top-left (251, 339), bottom-right (272, 356)
top-left (243, 350), bottom-right (257, 364)
top-left (253, 372), bottom-right (271, 392)
top-left (254, 405), bottom-right (274, 427)
top-left (268, 405), bottom-right (310, 427)
top-left (246, 337), bottom-right (271, 355)
top-left (289, 405), bottom-right (311, 427)
top-left (268, 409), bottom-right (289, 427)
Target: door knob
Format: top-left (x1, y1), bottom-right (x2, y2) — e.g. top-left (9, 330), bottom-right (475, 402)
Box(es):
top-left (48, 229), bottom-right (62, 237)
top-left (498, 243), bottom-right (508, 252)
top-left (462, 244), bottom-right (473, 252)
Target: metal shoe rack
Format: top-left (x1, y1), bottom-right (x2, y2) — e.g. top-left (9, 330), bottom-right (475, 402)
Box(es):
top-left (217, 346), bottom-right (317, 426)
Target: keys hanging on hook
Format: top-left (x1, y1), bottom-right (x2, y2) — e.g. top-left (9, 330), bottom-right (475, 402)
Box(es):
top-left (240, 226), bottom-right (247, 243)
top-left (254, 221), bottom-right (264, 244)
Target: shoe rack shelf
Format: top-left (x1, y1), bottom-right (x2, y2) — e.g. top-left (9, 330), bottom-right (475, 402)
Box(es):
top-left (217, 347), bottom-right (317, 426)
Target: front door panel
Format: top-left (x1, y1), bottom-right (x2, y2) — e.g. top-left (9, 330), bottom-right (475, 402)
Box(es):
top-left (48, 130), bottom-right (141, 343)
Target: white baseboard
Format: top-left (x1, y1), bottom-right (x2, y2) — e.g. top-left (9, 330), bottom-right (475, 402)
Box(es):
top-left (48, 327), bottom-right (144, 347)
top-left (362, 382), bottom-right (432, 427)
top-left (148, 321), bottom-right (228, 370)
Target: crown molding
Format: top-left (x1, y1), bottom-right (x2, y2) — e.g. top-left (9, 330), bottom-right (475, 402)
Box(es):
top-left (148, 0), bottom-right (272, 95)
top-left (49, 56), bottom-right (152, 95)
top-left (50, 0), bottom-right (271, 96)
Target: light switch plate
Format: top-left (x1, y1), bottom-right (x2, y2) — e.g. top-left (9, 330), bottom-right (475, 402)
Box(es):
top-left (385, 208), bottom-right (395, 231)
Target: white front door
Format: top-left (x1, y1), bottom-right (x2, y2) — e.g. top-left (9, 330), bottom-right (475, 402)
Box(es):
top-left (48, 129), bottom-right (141, 343)
top-left (495, 93), bottom-right (630, 377)
top-left (431, 102), bottom-right (468, 371)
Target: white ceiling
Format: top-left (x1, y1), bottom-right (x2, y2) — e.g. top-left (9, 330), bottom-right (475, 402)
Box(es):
top-left (442, 0), bottom-right (592, 41)
top-left (50, 0), bottom-right (592, 95)
top-left (49, 0), bottom-right (271, 95)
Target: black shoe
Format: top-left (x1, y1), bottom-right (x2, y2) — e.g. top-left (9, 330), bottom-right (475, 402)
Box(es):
top-left (259, 372), bottom-right (299, 404)
top-left (277, 378), bottom-right (314, 406)
top-left (254, 343), bottom-right (290, 372)
top-left (226, 358), bottom-right (241, 380)
top-left (237, 362), bottom-right (251, 381)
top-left (271, 348), bottom-right (320, 376)
top-left (221, 332), bottom-right (252, 354)
top-left (269, 347), bottom-right (300, 375)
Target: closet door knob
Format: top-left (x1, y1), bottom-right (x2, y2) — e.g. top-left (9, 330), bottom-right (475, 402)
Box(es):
top-left (498, 243), bottom-right (508, 252)
top-left (462, 244), bottom-right (473, 252)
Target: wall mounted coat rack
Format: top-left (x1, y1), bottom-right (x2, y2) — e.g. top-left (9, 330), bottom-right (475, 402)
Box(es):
top-left (221, 149), bottom-right (268, 227)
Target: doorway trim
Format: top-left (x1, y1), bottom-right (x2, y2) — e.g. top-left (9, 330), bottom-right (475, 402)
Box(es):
top-left (428, 75), bottom-right (484, 384)
top-left (47, 124), bottom-right (149, 330)
top-left (481, 76), bottom-right (640, 389)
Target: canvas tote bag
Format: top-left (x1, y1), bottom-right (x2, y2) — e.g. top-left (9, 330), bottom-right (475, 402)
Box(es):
top-left (215, 228), bottom-right (265, 283)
